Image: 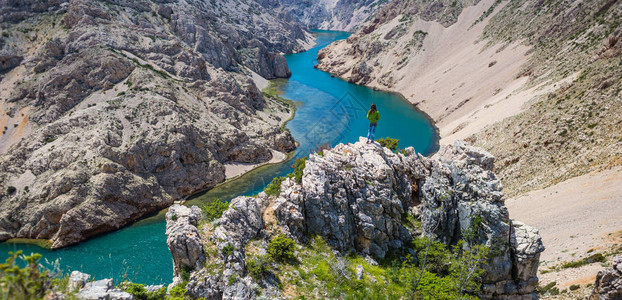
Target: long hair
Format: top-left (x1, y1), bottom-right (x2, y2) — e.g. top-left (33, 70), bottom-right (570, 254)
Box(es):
top-left (368, 103), bottom-right (377, 115)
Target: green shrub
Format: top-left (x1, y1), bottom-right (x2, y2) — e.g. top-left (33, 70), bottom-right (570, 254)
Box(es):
top-left (561, 253), bottom-right (606, 269)
top-left (201, 198), bottom-right (229, 221)
top-left (569, 284), bottom-right (580, 291)
top-left (539, 281), bottom-right (557, 293)
top-left (123, 282), bottom-right (166, 300)
top-left (377, 137), bottom-right (400, 151)
top-left (549, 287), bottom-right (560, 295)
top-left (0, 251), bottom-right (50, 299)
top-left (222, 242), bottom-right (234, 257)
top-left (167, 281), bottom-right (188, 300)
top-left (246, 257), bottom-right (268, 280)
top-left (267, 235), bottom-right (296, 262)
top-left (264, 176), bottom-right (285, 197)
top-left (311, 260), bottom-right (331, 281)
top-left (291, 157), bottom-right (306, 184)
top-left (180, 265), bottom-right (191, 281)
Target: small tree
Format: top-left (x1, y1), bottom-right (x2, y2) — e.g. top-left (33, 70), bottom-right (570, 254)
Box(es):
top-left (267, 235), bottom-right (296, 262)
top-left (377, 137), bottom-right (400, 151)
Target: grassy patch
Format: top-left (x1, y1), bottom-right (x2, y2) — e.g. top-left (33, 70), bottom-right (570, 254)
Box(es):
top-left (271, 235), bottom-right (487, 299)
top-left (560, 253), bottom-right (606, 269)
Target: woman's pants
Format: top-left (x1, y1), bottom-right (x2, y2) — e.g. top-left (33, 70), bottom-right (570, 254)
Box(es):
top-left (367, 122), bottom-right (377, 141)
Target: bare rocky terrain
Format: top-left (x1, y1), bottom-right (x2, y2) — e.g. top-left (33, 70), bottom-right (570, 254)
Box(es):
top-left (0, 0), bottom-right (312, 249)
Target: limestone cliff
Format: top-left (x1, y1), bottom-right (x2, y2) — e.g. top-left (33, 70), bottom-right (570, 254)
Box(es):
top-left (167, 139), bottom-right (544, 299)
top-left (0, 0), bottom-right (312, 248)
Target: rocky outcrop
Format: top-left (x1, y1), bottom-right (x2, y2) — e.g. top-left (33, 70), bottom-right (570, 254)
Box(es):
top-left (168, 138), bottom-right (544, 299)
top-left (76, 279), bottom-right (133, 300)
top-left (420, 140), bottom-right (544, 298)
top-left (276, 139), bottom-right (428, 258)
top-left (68, 271), bottom-right (91, 292)
top-left (166, 205), bottom-right (205, 275)
top-left (590, 256), bottom-right (622, 300)
top-left (64, 271), bottom-right (165, 299)
top-left (0, 0), bottom-right (310, 248)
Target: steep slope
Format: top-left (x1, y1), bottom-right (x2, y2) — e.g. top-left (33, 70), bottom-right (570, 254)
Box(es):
top-left (275, 0), bottom-right (387, 31)
top-left (0, 0), bottom-right (312, 248)
top-left (316, 0), bottom-right (622, 196)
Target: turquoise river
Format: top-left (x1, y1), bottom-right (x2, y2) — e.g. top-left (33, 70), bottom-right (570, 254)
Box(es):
top-left (0, 30), bottom-right (438, 284)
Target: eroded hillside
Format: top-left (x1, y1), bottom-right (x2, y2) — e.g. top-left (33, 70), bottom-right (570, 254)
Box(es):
top-left (0, 0), bottom-right (312, 248)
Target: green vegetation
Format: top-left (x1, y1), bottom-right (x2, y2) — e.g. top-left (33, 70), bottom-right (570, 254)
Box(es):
top-left (167, 281), bottom-right (190, 300)
top-left (267, 235), bottom-right (296, 262)
top-left (222, 242), bottom-right (234, 257)
top-left (44, 136), bottom-right (57, 144)
top-left (263, 157), bottom-right (307, 197)
top-left (539, 281), bottom-right (559, 295)
top-left (377, 137), bottom-right (400, 151)
top-left (180, 265), bottom-right (191, 281)
top-left (569, 284), bottom-right (580, 291)
top-left (560, 253), bottom-right (606, 269)
top-left (123, 282), bottom-right (166, 300)
top-left (261, 79), bottom-right (295, 129)
top-left (200, 198), bottom-right (229, 221)
top-left (264, 176), bottom-right (285, 197)
top-left (269, 235), bottom-right (488, 299)
top-left (291, 157), bottom-right (306, 184)
top-left (0, 251), bottom-right (51, 299)
top-left (246, 256), bottom-right (269, 280)
top-left (472, 0), bottom-right (502, 27)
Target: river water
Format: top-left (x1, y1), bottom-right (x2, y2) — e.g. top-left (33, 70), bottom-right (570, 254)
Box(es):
top-left (0, 30), bottom-right (438, 284)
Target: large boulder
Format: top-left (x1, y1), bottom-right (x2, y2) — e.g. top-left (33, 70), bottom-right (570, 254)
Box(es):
top-left (76, 278), bottom-right (132, 300)
top-left (590, 256), bottom-right (622, 300)
top-left (165, 205), bottom-right (205, 275)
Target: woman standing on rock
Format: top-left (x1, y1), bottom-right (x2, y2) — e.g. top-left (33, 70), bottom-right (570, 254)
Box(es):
top-left (366, 103), bottom-right (380, 143)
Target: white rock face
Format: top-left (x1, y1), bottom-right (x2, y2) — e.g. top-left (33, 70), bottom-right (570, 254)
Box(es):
top-left (77, 279), bottom-right (132, 300)
top-left (281, 138), bottom-right (428, 258)
top-left (165, 205), bottom-right (205, 275)
top-left (68, 271), bottom-right (91, 291)
top-left (167, 139), bottom-right (544, 299)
